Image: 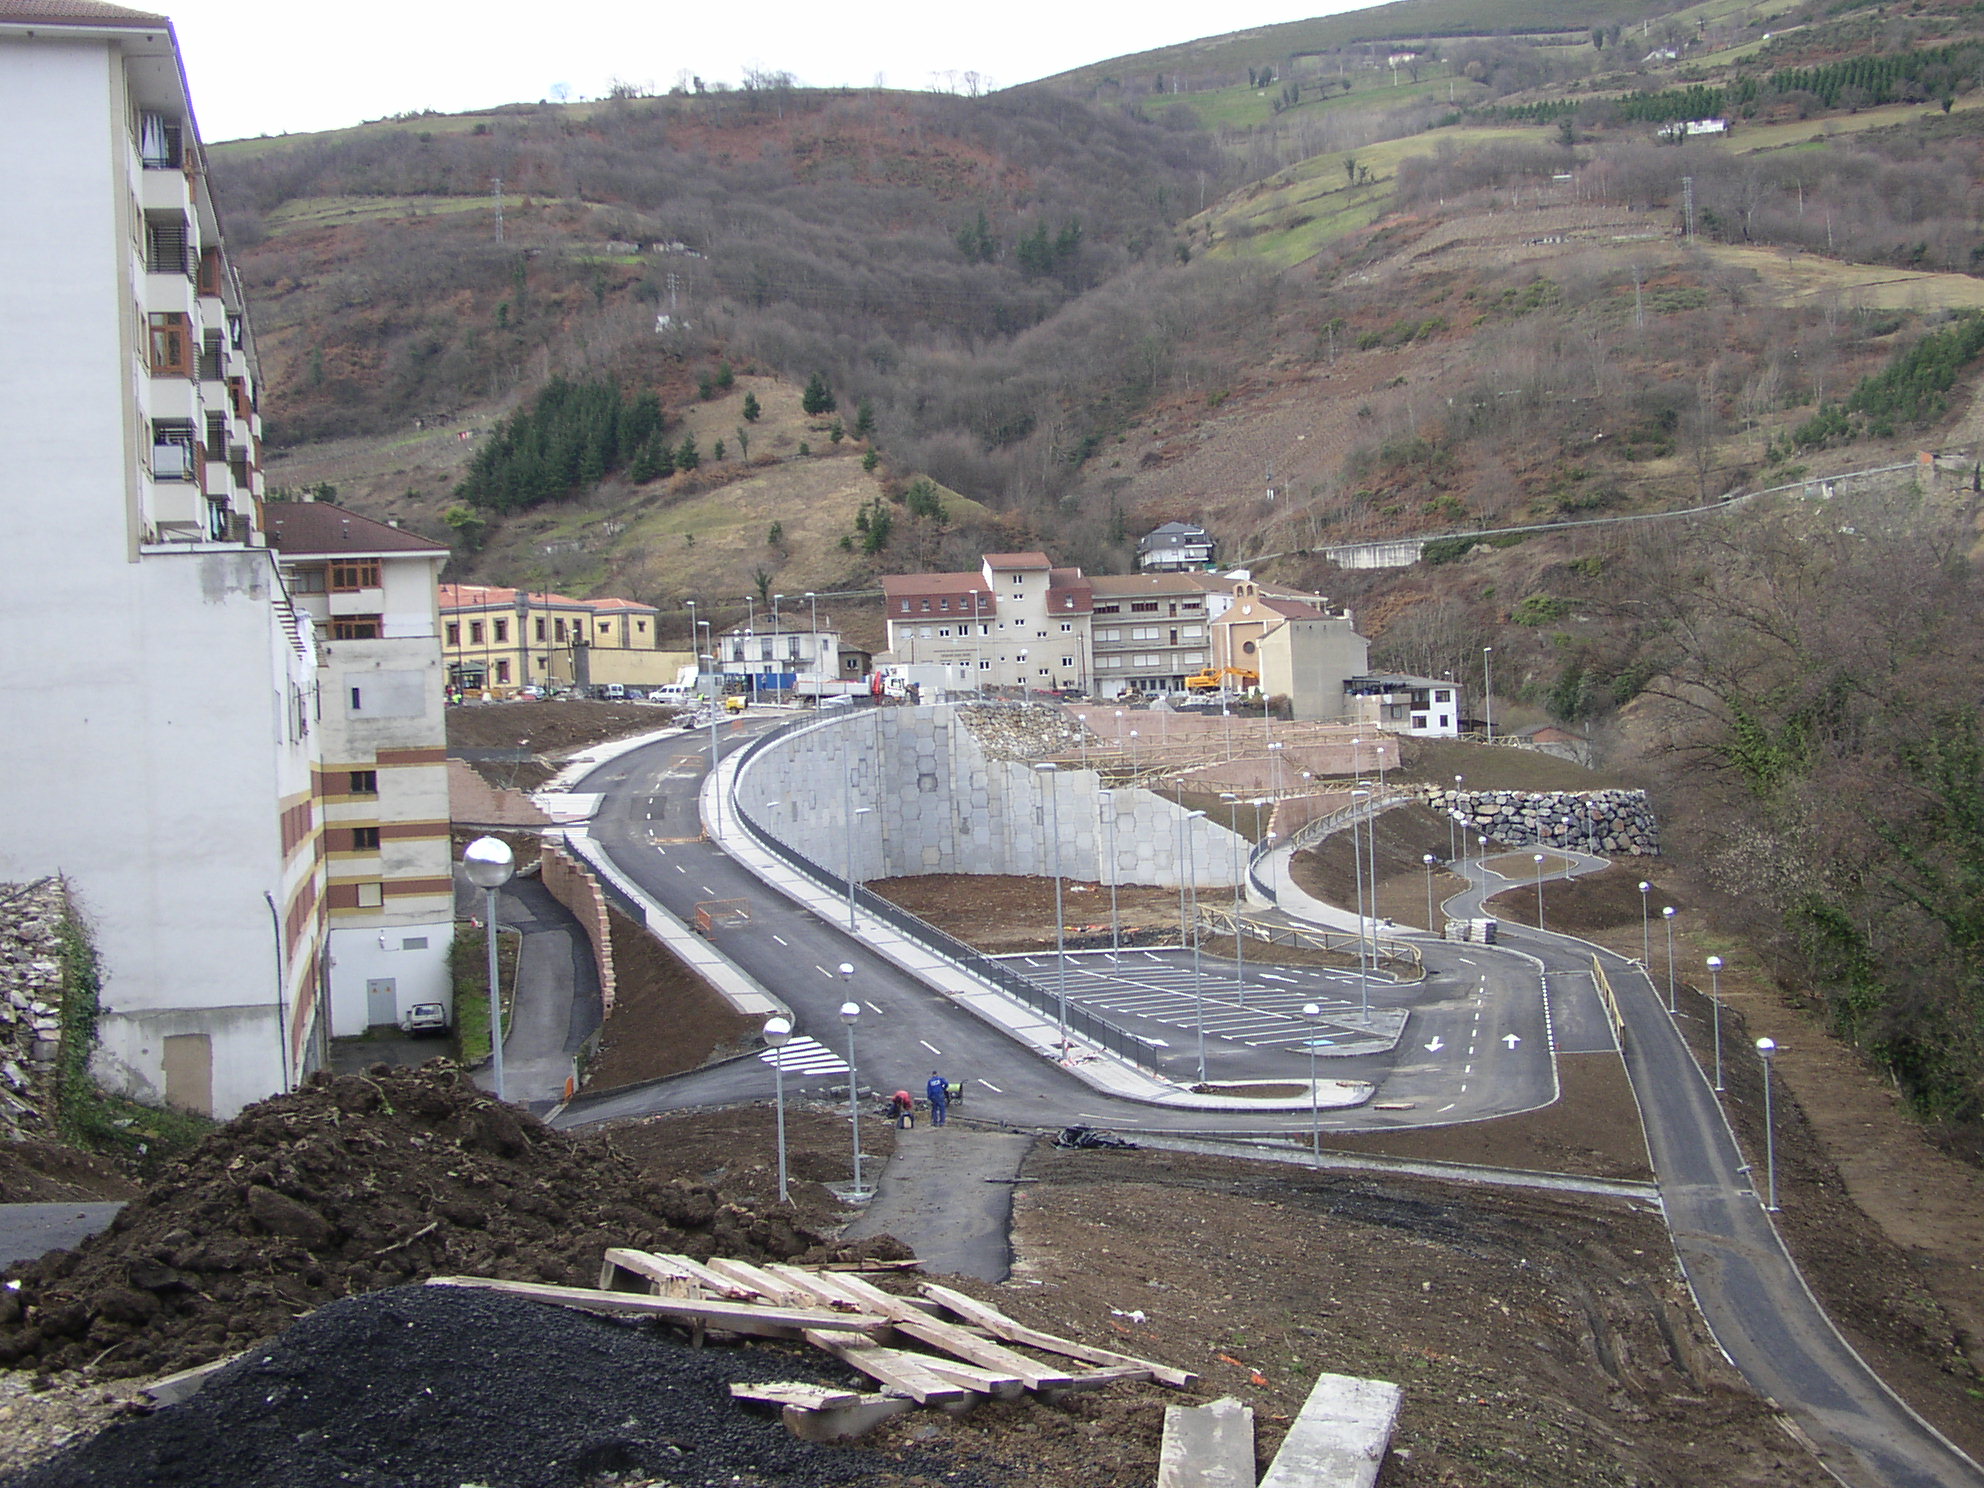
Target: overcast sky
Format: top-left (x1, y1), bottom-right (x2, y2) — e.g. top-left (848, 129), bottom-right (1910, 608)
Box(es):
top-left (160, 1), bottom-right (1369, 142)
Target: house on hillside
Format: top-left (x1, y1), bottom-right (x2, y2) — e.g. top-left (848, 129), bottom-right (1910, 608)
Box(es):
top-left (440, 585), bottom-right (677, 695)
top-left (881, 553), bottom-right (1092, 693)
top-left (1136, 521), bottom-right (1215, 571)
top-left (1343, 674), bottom-right (1462, 737)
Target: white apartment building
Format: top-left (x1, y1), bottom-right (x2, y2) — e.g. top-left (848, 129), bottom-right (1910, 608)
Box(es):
top-left (268, 503), bottom-right (454, 1034)
top-left (0, 3), bottom-right (329, 1117)
top-left (881, 554), bottom-right (1091, 692)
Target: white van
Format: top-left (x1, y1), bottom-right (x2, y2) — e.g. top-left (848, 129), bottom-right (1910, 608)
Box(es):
top-left (602, 683), bottom-right (627, 700)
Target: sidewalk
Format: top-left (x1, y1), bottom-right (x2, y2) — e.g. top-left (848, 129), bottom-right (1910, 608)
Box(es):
top-left (700, 722), bottom-right (1370, 1115)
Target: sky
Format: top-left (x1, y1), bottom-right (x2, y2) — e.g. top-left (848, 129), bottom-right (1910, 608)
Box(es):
top-left (159, 1), bottom-right (1371, 143)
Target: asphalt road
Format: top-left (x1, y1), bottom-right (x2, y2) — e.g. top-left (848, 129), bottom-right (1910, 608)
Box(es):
top-left (562, 713), bottom-right (1984, 1488)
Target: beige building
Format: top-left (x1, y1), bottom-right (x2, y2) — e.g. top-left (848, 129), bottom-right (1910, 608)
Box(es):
top-left (881, 553), bottom-right (1092, 692)
top-left (267, 502), bottom-right (454, 1032)
top-left (440, 584), bottom-right (681, 694)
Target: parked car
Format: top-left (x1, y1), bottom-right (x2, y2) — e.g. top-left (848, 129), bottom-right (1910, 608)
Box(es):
top-left (399, 1002), bottom-right (449, 1036)
top-left (601, 683), bottom-right (628, 701)
top-left (516, 685), bottom-right (547, 700)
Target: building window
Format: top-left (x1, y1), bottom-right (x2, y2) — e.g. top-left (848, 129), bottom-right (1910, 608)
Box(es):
top-left (151, 420), bottom-right (197, 480)
top-left (1131, 601), bottom-right (1159, 613)
top-left (1060, 622), bottom-right (1074, 632)
top-left (147, 312), bottom-right (191, 375)
top-left (402, 937), bottom-right (429, 950)
top-left (938, 627), bottom-right (951, 638)
top-left (554, 618), bottom-right (567, 641)
top-left (331, 616), bottom-right (382, 640)
top-left (329, 559), bottom-right (381, 592)
top-left (1061, 656), bottom-right (1074, 667)
top-left (351, 826), bottom-right (381, 851)
top-left (535, 617), bottom-right (546, 642)
top-left (355, 883), bottom-right (384, 909)
top-left (289, 568), bottom-right (327, 595)
top-left (446, 622), bottom-right (460, 646)
top-left (495, 619), bottom-right (511, 643)
top-left (979, 659), bottom-right (992, 670)
top-left (348, 770), bottom-right (378, 795)
top-left (469, 621), bottom-right (485, 644)
top-left (495, 660), bottom-right (511, 684)
top-left (637, 620), bottom-right (648, 634)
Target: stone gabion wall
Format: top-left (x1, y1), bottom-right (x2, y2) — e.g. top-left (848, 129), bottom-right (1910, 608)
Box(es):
top-left (1410, 785), bottom-right (1659, 857)
top-left (0, 878), bottom-right (68, 1139)
top-left (953, 701), bottom-right (1096, 761)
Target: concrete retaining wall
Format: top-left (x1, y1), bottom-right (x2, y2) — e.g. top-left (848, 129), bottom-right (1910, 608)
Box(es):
top-left (736, 706), bottom-right (1240, 888)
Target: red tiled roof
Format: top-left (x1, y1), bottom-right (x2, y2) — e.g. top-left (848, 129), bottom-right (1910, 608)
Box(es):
top-left (0, 1), bottom-right (168, 24)
top-left (881, 574), bottom-right (996, 598)
top-left (585, 596), bottom-right (659, 613)
top-left (440, 583), bottom-right (586, 611)
top-left (981, 551), bottom-right (1053, 570)
top-left (265, 501), bottom-right (448, 556)
top-left (1088, 573), bottom-right (1234, 597)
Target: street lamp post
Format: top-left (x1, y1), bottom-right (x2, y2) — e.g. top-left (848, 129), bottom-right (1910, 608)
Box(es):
top-left (1532, 852), bottom-right (1546, 931)
top-left (703, 652), bottom-right (724, 835)
top-left (1423, 853), bottom-right (1438, 931)
top-left (1222, 793), bottom-right (1249, 1009)
top-left (1638, 880), bottom-right (1652, 967)
top-left (1449, 775), bottom-right (1463, 863)
top-left (1034, 763), bottom-right (1068, 1049)
top-left (1303, 1002), bottom-right (1323, 1161)
top-left (1662, 906), bottom-right (1678, 1013)
top-left (1350, 789), bottom-right (1371, 1018)
top-left (463, 836), bottom-right (516, 1101)
top-left (1099, 790), bottom-right (1122, 962)
top-left (1267, 740), bottom-right (1285, 794)
top-left (1707, 956), bottom-right (1725, 1092)
top-left (1756, 1037), bottom-right (1779, 1211)
top-left (1180, 808), bottom-right (1209, 1084)
top-left (763, 1014), bottom-right (792, 1202)
top-left (839, 972), bottom-right (870, 1200)
top-left (1482, 647), bottom-right (1495, 741)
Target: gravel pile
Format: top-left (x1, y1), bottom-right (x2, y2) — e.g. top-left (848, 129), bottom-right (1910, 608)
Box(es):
top-left (3, 1284), bottom-right (987, 1488)
top-left (0, 1063), bottom-right (904, 1380)
top-left (955, 703), bottom-right (1094, 762)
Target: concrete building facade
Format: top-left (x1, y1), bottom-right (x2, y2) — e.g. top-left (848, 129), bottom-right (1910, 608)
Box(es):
top-left (439, 583), bottom-right (680, 695)
top-left (0, 1), bottom-right (324, 1115)
top-left (881, 554), bottom-right (1092, 693)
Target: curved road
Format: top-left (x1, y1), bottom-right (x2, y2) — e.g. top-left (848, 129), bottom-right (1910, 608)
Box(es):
top-left (563, 713), bottom-right (1982, 1488)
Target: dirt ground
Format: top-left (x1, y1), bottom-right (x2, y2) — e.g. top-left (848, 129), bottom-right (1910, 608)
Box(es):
top-left (580, 908), bottom-right (765, 1093)
top-left (447, 699), bottom-right (684, 790)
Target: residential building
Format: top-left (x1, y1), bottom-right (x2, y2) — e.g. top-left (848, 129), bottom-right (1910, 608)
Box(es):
top-left (881, 554), bottom-right (1092, 692)
top-left (267, 503), bottom-right (454, 1033)
top-left (716, 612), bottom-right (845, 692)
top-left (0, 1), bottom-right (324, 1116)
top-left (1136, 521), bottom-right (1215, 572)
top-left (1343, 674), bottom-right (1463, 736)
top-left (439, 584), bottom-right (680, 694)
top-left (1087, 573), bottom-right (1222, 695)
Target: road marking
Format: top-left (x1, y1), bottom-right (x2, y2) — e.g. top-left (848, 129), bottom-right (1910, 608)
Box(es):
top-left (1459, 1083), bottom-right (1468, 1093)
top-left (1464, 1064), bottom-right (1473, 1074)
top-left (866, 1001), bottom-right (883, 1015)
top-left (817, 965), bottom-right (835, 978)
top-left (977, 1079), bottom-right (1003, 1093)
top-left (701, 886), bottom-right (716, 896)
top-left (771, 935), bottom-right (787, 947)
top-left (1437, 1103), bottom-right (1457, 1113)
top-left (1502, 1033), bottom-right (1521, 1049)
top-left (1456, 956), bottom-right (1477, 967)
top-left (1260, 973), bottom-right (1299, 984)
top-left (1424, 1037), bottom-right (1445, 1053)
top-left (759, 1037), bottom-right (848, 1074)
top-left (675, 864), bottom-right (686, 873)
top-left (919, 1040), bottom-right (942, 1055)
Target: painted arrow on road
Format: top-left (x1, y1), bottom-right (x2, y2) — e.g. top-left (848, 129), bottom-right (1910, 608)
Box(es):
top-left (1424, 1037), bottom-right (1446, 1053)
top-left (1502, 1033), bottom-right (1522, 1049)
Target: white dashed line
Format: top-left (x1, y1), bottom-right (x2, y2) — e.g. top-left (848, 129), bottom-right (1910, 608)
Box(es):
top-left (977, 1079), bottom-right (1004, 1094)
top-left (865, 1001), bottom-right (883, 1015)
top-left (919, 1040), bottom-right (942, 1055)
top-left (771, 935), bottom-right (787, 947)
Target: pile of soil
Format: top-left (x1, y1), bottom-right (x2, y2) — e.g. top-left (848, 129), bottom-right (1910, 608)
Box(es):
top-left (0, 1064), bottom-right (903, 1381)
top-left (6, 1285), bottom-right (987, 1488)
top-left (447, 700), bottom-right (682, 790)
top-left (580, 908), bottom-right (763, 1094)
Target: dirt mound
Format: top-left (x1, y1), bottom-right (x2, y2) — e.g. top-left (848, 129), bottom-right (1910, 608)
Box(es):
top-left (0, 1063), bottom-right (905, 1380)
top-left (6, 1284), bottom-right (983, 1488)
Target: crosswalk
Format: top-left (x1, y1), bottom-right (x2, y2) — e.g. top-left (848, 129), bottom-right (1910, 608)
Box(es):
top-left (758, 1036), bottom-right (849, 1075)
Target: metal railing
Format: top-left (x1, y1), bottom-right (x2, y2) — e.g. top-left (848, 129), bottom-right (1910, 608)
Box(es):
top-left (729, 710), bottom-right (1166, 1073)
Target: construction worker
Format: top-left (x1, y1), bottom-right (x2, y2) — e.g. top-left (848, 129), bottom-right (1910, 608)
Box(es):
top-left (926, 1071), bottom-right (949, 1126)
top-left (890, 1089), bottom-right (915, 1129)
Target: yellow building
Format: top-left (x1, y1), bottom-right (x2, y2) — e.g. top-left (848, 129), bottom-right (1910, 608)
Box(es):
top-left (439, 584), bottom-right (683, 695)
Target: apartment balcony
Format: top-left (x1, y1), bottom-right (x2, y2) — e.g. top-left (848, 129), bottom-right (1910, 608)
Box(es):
top-left (139, 166), bottom-right (192, 215)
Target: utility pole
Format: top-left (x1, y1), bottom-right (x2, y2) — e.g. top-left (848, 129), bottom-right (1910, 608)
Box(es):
top-left (1681, 175), bottom-right (1695, 243)
top-left (493, 174), bottom-right (504, 244)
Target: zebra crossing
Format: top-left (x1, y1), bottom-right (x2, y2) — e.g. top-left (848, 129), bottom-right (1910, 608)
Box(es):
top-left (758, 1036), bottom-right (848, 1075)
top-left (1002, 951), bottom-right (1400, 1052)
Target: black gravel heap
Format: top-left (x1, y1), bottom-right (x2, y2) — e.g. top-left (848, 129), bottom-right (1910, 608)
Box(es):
top-left (5, 1286), bottom-right (996, 1488)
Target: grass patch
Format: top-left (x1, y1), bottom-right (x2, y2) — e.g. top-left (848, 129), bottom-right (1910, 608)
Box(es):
top-left (450, 921), bottom-right (522, 1067)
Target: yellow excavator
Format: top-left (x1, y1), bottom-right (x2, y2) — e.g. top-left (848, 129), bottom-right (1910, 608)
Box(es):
top-left (1184, 666), bottom-right (1259, 692)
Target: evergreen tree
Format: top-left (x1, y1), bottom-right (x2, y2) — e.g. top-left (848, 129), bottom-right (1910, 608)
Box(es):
top-left (676, 433), bottom-right (701, 471)
top-left (853, 399), bottom-right (875, 439)
top-left (801, 372), bottom-right (837, 415)
top-left (741, 391), bottom-right (761, 422)
top-left (715, 362), bottom-right (735, 391)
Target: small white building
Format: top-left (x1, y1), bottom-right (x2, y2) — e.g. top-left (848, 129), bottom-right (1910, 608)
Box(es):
top-left (1136, 521), bottom-right (1215, 572)
top-left (1343, 674), bottom-right (1463, 736)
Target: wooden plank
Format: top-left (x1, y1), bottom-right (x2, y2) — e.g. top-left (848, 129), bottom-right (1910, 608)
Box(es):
top-left (919, 1358), bottom-right (1026, 1400)
top-left (891, 1317), bottom-right (1075, 1391)
top-left (782, 1396), bottom-right (919, 1442)
top-left (761, 1263), bottom-right (851, 1309)
top-left (645, 1252), bottom-right (761, 1300)
top-left (425, 1277), bottom-right (891, 1339)
top-left (921, 1282), bottom-right (1198, 1388)
top-left (704, 1256), bottom-right (811, 1306)
top-left (729, 1381), bottom-right (864, 1410)
top-left (802, 1329), bottom-right (970, 1405)
top-left (1159, 1396), bottom-right (1257, 1488)
top-left (598, 1248), bottom-right (710, 1297)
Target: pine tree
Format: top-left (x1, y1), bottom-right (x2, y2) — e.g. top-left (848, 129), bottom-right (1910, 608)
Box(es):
top-left (801, 372), bottom-right (836, 415)
top-left (676, 434), bottom-right (701, 471)
top-left (853, 399), bottom-right (875, 439)
top-left (741, 391), bottom-right (761, 422)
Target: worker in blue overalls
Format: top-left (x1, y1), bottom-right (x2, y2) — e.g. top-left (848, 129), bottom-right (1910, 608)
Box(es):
top-left (926, 1071), bottom-right (950, 1126)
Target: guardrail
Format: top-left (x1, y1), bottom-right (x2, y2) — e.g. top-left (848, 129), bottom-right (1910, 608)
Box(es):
top-left (1198, 904), bottom-right (1423, 978)
top-left (1590, 954), bottom-right (1626, 1051)
top-left (729, 711), bottom-right (1167, 1073)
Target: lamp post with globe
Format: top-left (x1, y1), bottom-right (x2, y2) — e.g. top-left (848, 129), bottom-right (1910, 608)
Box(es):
top-left (462, 836), bottom-right (516, 1101)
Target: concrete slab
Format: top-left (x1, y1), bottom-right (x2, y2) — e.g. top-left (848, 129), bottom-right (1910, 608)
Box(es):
top-left (1257, 1371), bottom-right (1403, 1488)
top-left (1158, 1395), bottom-right (1256, 1488)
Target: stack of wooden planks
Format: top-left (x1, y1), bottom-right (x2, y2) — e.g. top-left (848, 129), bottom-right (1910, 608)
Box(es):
top-left (427, 1249), bottom-right (1196, 1441)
